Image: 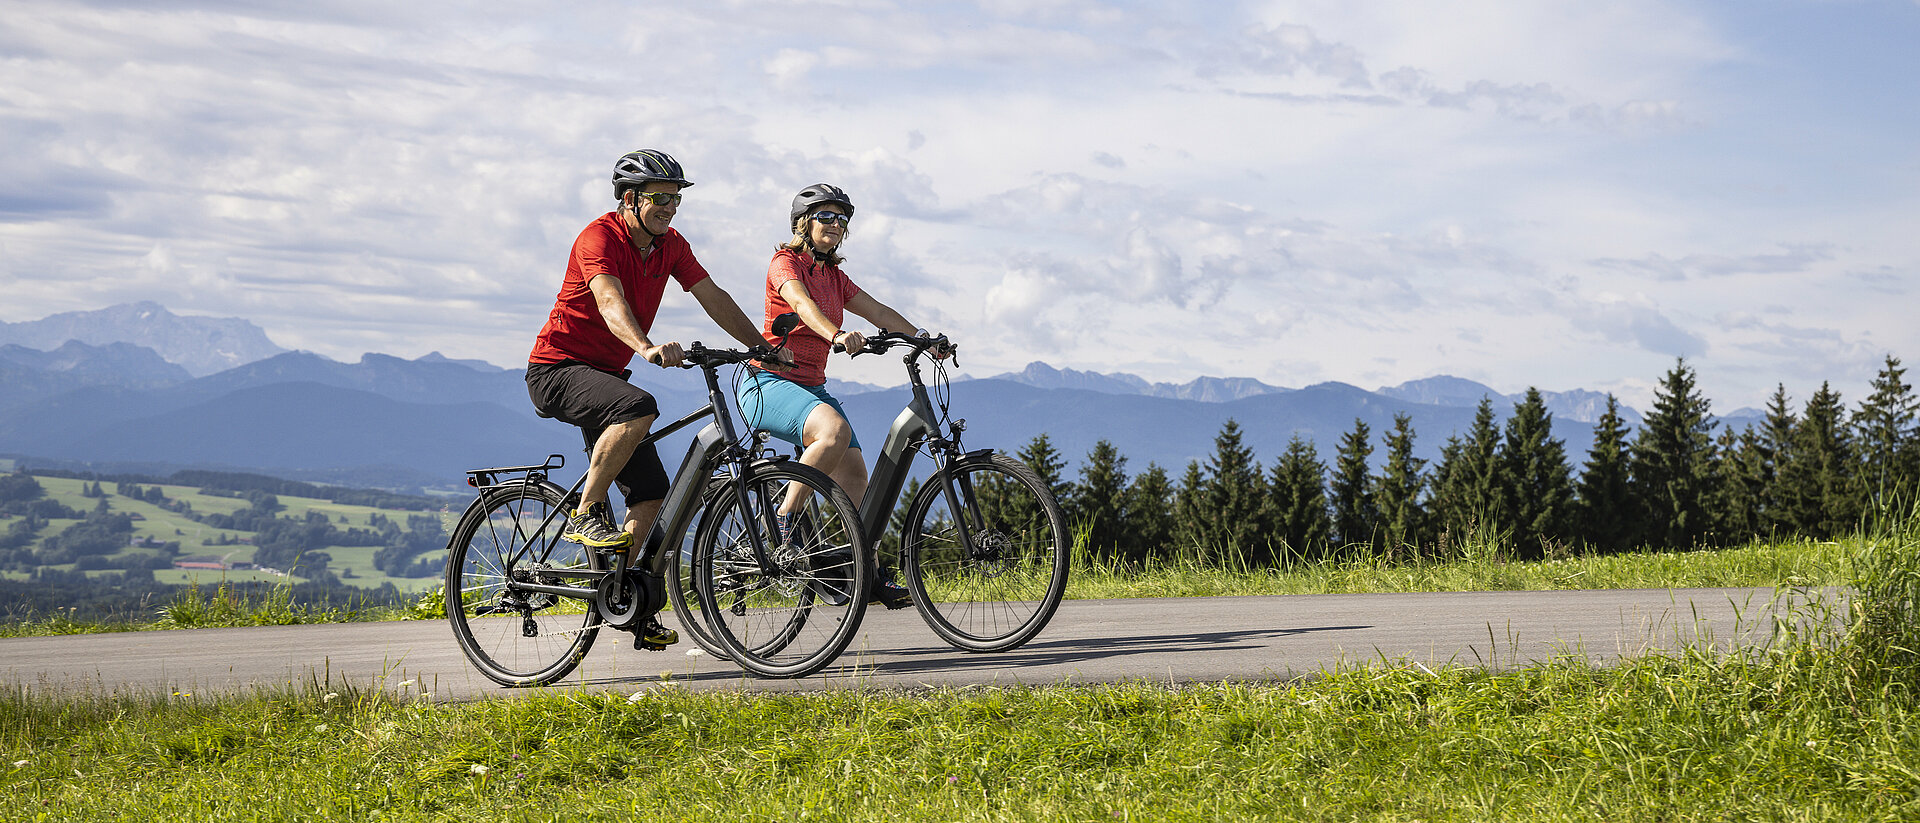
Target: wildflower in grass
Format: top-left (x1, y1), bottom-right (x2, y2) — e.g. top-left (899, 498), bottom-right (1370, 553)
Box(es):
top-left (12, 760), bottom-right (27, 768)
top-left (627, 691), bottom-right (648, 704)
top-left (398, 679), bottom-right (417, 690)
top-left (685, 648), bottom-right (705, 657)
top-left (323, 692), bottom-right (339, 703)
top-left (659, 670), bottom-right (673, 681)
top-left (315, 724), bottom-right (328, 732)
top-left (469, 764), bottom-right (489, 775)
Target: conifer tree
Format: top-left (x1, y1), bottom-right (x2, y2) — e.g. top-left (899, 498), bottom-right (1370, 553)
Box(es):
top-left (1756, 385), bottom-right (1798, 535)
top-left (1429, 397), bottom-right (1504, 541)
top-left (1016, 433), bottom-right (1069, 501)
top-left (1628, 358), bottom-right (1720, 548)
top-left (1071, 440), bottom-right (1130, 560)
top-left (1711, 426), bottom-right (1765, 541)
top-left (1500, 388), bottom-right (1573, 558)
top-left (1172, 460), bottom-right (1209, 555)
top-left (1267, 436), bottom-right (1330, 562)
top-left (1778, 382), bottom-right (1857, 537)
top-left (979, 434), bottom-right (1068, 544)
top-left (1373, 413), bottom-right (1427, 555)
top-left (1575, 394), bottom-right (1636, 552)
top-left (1202, 419), bottom-right (1268, 562)
top-left (1122, 463), bottom-right (1176, 563)
top-left (1328, 418), bottom-right (1376, 552)
top-left (1854, 354), bottom-right (1918, 509)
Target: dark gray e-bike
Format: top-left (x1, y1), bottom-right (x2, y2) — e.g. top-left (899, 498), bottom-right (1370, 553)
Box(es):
top-left (443, 321), bottom-right (873, 684)
top-left (840, 331), bottom-right (1070, 652)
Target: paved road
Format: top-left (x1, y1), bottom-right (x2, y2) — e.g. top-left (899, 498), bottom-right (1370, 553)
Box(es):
top-left (0, 588), bottom-right (1802, 700)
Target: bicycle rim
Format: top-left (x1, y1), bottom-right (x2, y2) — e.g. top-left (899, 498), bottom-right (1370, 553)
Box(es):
top-left (693, 462), bottom-right (871, 678)
top-left (668, 480), bottom-right (735, 659)
top-left (903, 453), bottom-right (1069, 652)
top-left (445, 482), bottom-right (603, 687)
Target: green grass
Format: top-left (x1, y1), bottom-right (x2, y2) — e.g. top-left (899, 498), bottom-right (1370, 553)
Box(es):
top-left (14, 476), bottom-right (453, 588)
top-left (3, 578), bottom-right (1914, 820)
top-left (1066, 535), bottom-right (1852, 600)
top-left (3, 517), bottom-right (1916, 819)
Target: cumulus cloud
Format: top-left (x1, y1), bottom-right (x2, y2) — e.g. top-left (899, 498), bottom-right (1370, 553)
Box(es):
top-left (0, 0), bottom-right (1912, 411)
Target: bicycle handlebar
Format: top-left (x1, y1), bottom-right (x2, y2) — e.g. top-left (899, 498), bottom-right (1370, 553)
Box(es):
top-left (675, 343), bottom-right (787, 370)
top-left (832, 331), bottom-right (958, 360)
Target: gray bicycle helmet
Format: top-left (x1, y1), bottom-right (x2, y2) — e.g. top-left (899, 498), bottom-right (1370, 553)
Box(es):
top-left (612, 149), bottom-right (693, 198)
top-left (790, 182), bottom-right (855, 226)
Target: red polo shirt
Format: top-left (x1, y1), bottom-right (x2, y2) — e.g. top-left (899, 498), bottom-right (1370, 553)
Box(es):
top-left (754, 248), bottom-right (861, 387)
top-left (528, 213), bottom-right (710, 373)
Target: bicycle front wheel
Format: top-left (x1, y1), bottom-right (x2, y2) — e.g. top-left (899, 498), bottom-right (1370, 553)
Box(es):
top-left (692, 461), bottom-right (871, 678)
top-left (668, 480), bottom-right (733, 659)
top-left (902, 452), bottom-right (1070, 652)
top-left (445, 481), bottom-right (604, 687)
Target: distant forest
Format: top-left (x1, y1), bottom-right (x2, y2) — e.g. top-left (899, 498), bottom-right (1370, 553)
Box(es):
top-left (982, 355), bottom-right (1918, 565)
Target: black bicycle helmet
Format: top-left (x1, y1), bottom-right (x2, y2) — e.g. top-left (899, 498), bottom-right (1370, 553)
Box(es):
top-left (790, 183), bottom-right (855, 226)
top-left (612, 149), bottom-right (693, 198)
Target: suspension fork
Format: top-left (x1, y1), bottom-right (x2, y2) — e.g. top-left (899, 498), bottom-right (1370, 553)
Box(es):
top-left (931, 448), bottom-right (988, 557)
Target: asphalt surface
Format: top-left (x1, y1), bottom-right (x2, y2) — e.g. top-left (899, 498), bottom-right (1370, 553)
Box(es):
top-left (0, 588), bottom-right (1800, 700)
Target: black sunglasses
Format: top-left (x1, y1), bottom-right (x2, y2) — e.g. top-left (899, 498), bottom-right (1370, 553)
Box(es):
top-left (809, 211), bottom-right (851, 225)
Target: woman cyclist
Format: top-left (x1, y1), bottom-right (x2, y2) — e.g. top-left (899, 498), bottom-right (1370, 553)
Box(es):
top-left (737, 183), bottom-right (942, 609)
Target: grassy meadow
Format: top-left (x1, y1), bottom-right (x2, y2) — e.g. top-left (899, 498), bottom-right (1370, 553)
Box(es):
top-left (4, 487), bottom-right (1915, 819)
top-left (5, 475), bottom-right (456, 590)
top-left (2, 525), bottom-right (1916, 821)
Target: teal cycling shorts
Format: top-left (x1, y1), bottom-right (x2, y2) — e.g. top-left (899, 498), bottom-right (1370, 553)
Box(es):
top-left (736, 369), bottom-right (862, 451)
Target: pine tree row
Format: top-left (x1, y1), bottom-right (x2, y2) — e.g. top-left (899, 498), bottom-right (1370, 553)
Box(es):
top-left (1007, 355), bottom-right (1919, 564)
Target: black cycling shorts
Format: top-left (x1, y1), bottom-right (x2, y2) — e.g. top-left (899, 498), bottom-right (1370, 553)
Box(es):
top-left (525, 361), bottom-right (669, 504)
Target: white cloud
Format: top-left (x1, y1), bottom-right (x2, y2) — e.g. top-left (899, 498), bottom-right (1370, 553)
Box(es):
top-left (0, 0), bottom-right (1914, 413)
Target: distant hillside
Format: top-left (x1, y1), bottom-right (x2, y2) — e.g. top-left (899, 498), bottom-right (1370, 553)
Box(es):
top-left (0, 301), bottom-right (285, 376)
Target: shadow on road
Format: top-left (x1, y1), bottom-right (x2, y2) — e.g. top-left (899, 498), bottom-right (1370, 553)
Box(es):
top-left (841, 623), bottom-right (1373, 678)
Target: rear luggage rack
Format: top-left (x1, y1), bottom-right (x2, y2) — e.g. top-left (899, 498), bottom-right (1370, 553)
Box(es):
top-left (466, 454), bottom-right (565, 489)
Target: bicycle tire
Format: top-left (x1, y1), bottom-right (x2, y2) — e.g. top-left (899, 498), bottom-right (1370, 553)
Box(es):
top-left (445, 480), bottom-right (605, 687)
top-left (901, 452), bottom-right (1070, 652)
top-left (667, 480), bottom-right (734, 659)
top-left (692, 460), bottom-right (872, 678)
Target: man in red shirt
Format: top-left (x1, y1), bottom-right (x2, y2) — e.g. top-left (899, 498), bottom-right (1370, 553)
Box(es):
top-left (526, 149), bottom-right (773, 648)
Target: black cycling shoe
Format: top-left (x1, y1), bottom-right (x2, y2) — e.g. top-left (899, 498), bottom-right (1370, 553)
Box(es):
top-left (869, 569), bottom-right (913, 610)
top-left (631, 616), bottom-right (679, 651)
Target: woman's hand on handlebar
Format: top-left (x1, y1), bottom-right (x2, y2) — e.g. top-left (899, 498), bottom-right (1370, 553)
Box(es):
top-left (760, 345), bottom-right (795, 371)
top-left (833, 329), bottom-right (867, 357)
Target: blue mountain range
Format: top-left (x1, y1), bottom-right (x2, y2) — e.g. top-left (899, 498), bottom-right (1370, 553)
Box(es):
top-left (0, 303), bottom-right (1750, 492)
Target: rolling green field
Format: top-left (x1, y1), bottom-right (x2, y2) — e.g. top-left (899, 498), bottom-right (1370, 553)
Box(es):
top-left (6, 475), bottom-right (457, 591)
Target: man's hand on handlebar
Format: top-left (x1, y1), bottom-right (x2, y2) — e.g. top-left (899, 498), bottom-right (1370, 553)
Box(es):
top-left (641, 341), bottom-right (685, 368)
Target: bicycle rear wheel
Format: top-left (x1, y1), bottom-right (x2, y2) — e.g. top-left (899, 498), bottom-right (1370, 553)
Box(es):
top-left (445, 481), bottom-right (604, 687)
top-left (902, 452), bottom-right (1069, 652)
top-left (692, 461), bottom-right (871, 678)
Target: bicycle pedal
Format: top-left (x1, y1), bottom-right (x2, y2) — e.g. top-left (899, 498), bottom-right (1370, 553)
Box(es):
top-left (636, 641), bottom-right (667, 652)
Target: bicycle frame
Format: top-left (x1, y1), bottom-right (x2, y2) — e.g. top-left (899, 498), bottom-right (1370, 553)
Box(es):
top-left (854, 346), bottom-right (991, 551)
top-left (462, 350), bottom-right (777, 605)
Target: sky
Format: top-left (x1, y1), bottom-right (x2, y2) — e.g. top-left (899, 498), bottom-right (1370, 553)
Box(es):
top-left (2, 0), bottom-right (1916, 413)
